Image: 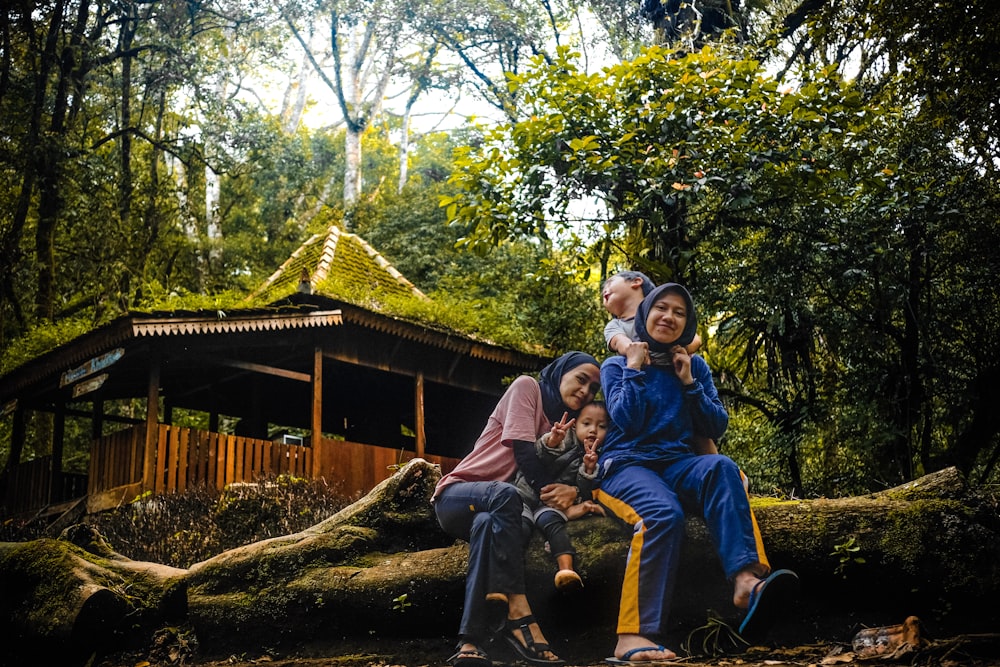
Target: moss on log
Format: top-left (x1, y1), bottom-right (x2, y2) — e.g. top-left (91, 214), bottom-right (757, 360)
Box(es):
top-left (0, 525), bottom-right (187, 664)
top-left (2, 461), bottom-right (997, 663)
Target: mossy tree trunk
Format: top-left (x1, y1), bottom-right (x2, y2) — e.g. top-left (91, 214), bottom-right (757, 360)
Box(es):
top-left (2, 462), bottom-right (998, 663)
top-left (0, 525), bottom-right (187, 664)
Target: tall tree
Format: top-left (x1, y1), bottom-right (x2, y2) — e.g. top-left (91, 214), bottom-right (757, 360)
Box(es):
top-left (0, 0), bottom-right (286, 340)
top-left (282, 0), bottom-right (409, 211)
top-left (766, 0), bottom-right (1000, 173)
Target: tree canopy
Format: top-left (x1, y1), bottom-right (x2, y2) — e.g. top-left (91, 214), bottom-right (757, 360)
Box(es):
top-left (443, 42), bottom-right (1000, 495)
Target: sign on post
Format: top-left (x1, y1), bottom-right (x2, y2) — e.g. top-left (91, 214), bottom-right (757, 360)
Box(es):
top-left (72, 373), bottom-right (109, 398)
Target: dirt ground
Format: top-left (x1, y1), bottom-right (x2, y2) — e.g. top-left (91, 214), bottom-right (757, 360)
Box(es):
top-left (92, 628), bottom-right (1000, 667)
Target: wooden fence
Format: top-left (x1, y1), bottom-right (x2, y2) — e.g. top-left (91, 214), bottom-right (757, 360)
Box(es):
top-left (0, 456), bottom-right (87, 517)
top-left (2, 423), bottom-right (460, 517)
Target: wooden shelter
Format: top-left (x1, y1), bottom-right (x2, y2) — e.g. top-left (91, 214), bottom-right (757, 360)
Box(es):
top-left (0, 227), bottom-right (550, 521)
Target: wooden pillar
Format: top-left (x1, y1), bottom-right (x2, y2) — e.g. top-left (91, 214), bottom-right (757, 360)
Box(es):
top-left (50, 406), bottom-right (65, 503)
top-left (4, 404), bottom-right (25, 472)
top-left (311, 347), bottom-right (323, 479)
top-left (237, 378), bottom-right (266, 439)
top-left (141, 354), bottom-right (161, 492)
top-left (91, 396), bottom-right (104, 439)
top-left (414, 372), bottom-right (426, 459)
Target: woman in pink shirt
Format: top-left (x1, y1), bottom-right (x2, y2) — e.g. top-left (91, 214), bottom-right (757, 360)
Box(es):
top-left (433, 352), bottom-right (602, 667)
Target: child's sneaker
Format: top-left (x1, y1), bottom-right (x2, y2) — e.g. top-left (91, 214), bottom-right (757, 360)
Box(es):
top-left (554, 569), bottom-right (583, 591)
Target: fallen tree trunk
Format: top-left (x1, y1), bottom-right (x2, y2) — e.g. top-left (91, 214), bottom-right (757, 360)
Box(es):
top-left (184, 462), bottom-right (1000, 652)
top-left (2, 462), bottom-right (998, 664)
top-left (0, 524), bottom-right (187, 664)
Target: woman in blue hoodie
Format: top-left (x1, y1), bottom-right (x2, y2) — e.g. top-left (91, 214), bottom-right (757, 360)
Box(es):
top-left (596, 283), bottom-right (798, 664)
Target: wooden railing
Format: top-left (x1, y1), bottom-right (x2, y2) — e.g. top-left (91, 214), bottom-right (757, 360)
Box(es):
top-left (1, 456), bottom-right (88, 517)
top-left (86, 424), bottom-right (314, 502)
top-left (2, 424), bottom-right (461, 517)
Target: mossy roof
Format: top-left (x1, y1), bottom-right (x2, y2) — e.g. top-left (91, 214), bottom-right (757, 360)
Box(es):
top-left (249, 226), bottom-right (427, 305)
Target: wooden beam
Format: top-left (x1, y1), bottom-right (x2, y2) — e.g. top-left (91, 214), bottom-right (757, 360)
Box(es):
top-left (167, 355), bottom-right (311, 409)
top-left (319, 348), bottom-right (502, 394)
top-left (200, 356), bottom-right (311, 383)
top-left (57, 405), bottom-right (142, 426)
top-left (50, 407), bottom-right (65, 504)
top-left (5, 405), bottom-right (25, 472)
top-left (91, 396), bottom-right (105, 438)
top-left (415, 373), bottom-right (426, 459)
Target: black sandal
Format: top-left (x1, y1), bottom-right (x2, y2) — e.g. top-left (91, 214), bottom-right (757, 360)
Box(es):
top-left (504, 615), bottom-right (565, 665)
top-left (447, 644), bottom-right (491, 667)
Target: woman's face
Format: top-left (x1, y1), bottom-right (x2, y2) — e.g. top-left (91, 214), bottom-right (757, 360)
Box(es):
top-left (559, 363), bottom-right (601, 411)
top-left (644, 291), bottom-right (688, 345)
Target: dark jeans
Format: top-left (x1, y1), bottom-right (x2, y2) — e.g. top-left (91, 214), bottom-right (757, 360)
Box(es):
top-left (435, 481), bottom-right (528, 641)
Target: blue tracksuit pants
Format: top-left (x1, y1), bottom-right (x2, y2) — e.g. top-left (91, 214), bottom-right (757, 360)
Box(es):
top-left (595, 454), bottom-right (769, 635)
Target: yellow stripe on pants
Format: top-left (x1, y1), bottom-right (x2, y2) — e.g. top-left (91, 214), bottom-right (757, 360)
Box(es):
top-left (740, 470), bottom-right (770, 570)
top-left (596, 488), bottom-right (645, 634)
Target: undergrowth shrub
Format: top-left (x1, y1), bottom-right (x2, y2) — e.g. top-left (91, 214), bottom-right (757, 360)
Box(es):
top-left (82, 474), bottom-right (351, 568)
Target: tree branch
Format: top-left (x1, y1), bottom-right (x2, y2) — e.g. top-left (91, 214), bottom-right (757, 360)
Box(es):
top-left (282, 10), bottom-right (352, 126)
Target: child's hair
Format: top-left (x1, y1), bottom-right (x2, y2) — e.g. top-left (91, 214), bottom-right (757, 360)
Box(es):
top-left (582, 400), bottom-right (607, 415)
top-left (607, 270), bottom-right (655, 296)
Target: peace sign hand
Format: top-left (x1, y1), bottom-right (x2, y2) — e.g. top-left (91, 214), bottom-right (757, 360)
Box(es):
top-left (547, 412), bottom-right (575, 448)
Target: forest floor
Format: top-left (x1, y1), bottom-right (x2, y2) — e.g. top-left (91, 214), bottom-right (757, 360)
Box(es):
top-left (90, 626), bottom-right (1000, 667)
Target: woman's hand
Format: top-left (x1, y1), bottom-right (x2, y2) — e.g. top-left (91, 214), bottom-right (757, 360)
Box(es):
top-left (540, 483), bottom-right (577, 511)
top-left (671, 345), bottom-right (694, 385)
top-left (546, 412), bottom-right (575, 449)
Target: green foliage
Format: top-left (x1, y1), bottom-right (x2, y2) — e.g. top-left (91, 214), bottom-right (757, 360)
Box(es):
top-left (682, 612), bottom-right (746, 657)
top-left (442, 42), bottom-right (1000, 494)
top-left (211, 119), bottom-right (347, 292)
top-left (0, 319), bottom-right (95, 377)
top-left (831, 535), bottom-right (865, 578)
top-left (392, 592), bottom-right (412, 611)
top-left (446, 44), bottom-right (865, 262)
top-left (3, 0), bottom-right (998, 504)
top-left (0, 0), bottom-right (310, 346)
top-left (0, 289), bottom-right (255, 380)
top-left (351, 130), bottom-right (606, 357)
top-left (764, 0), bottom-right (1000, 175)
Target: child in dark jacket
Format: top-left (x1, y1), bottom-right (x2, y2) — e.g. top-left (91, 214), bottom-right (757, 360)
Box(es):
top-left (513, 401), bottom-right (608, 591)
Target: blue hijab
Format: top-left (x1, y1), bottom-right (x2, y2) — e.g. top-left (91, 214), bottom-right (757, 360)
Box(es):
top-left (538, 351), bottom-right (599, 422)
top-left (634, 283), bottom-right (698, 354)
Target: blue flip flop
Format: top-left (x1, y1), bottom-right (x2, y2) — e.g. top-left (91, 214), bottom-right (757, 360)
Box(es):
top-left (738, 568), bottom-right (800, 643)
top-left (604, 645), bottom-right (676, 665)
